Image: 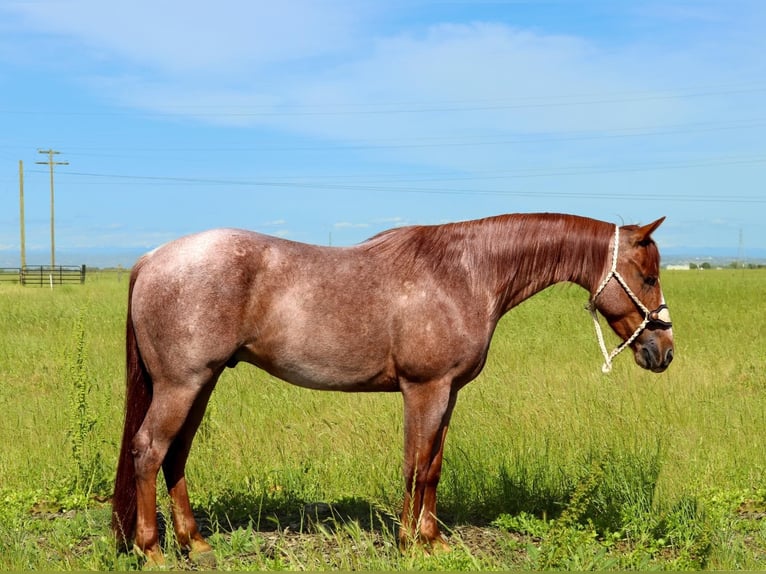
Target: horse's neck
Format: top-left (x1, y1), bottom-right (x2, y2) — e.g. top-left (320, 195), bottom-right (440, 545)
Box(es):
top-left (480, 217), bottom-right (612, 316)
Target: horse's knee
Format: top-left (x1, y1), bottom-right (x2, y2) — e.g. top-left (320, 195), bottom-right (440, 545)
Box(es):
top-left (130, 430), bottom-right (150, 459)
top-left (131, 431), bottom-right (164, 476)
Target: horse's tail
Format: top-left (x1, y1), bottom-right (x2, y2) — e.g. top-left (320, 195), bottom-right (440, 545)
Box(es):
top-left (112, 257), bottom-right (151, 551)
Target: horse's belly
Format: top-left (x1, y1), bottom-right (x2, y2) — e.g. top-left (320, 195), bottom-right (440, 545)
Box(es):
top-left (237, 337), bottom-right (399, 392)
top-left (253, 357), bottom-right (400, 392)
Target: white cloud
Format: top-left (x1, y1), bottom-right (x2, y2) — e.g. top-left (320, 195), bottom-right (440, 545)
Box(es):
top-left (3, 0), bottom-right (765, 254)
top-left (2, 3), bottom-right (683, 132)
top-left (4, 0), bottom-right (367, 76)
top-left (8, 2), bottom-right (764, 158)
top-left (374, 216), bottom-right (406, 225)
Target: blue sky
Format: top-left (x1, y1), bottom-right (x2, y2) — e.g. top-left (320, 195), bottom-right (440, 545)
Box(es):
top-left (1, 0), bottom-right (765, 266)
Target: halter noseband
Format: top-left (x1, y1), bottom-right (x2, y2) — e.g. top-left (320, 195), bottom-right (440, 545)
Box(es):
top-left (588, 225), bottom-right (672, 373)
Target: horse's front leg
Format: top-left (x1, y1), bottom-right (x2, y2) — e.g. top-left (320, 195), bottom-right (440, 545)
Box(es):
top-left (399, 378), bottom-right (458, 551)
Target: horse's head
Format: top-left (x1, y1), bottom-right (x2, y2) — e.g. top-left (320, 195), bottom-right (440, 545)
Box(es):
top-left (590, 217), bottom-right (674, 373)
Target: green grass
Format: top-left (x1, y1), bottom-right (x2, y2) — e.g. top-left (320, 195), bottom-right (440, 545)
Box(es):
top-left (0, 269), bottom-right (764, 569)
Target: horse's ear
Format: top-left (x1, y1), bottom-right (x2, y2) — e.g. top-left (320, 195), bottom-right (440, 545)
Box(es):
top-left (632, 216), bottom-right (665, 245)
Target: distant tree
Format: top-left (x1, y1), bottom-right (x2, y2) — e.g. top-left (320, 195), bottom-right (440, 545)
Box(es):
top-left (689, 262), bottom-right (698, 270)
top-left (701, 262), bottom-right (712, 270)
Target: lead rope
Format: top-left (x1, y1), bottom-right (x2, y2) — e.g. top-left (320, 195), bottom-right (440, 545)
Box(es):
top-left (589, 226), bottom-right (652, 373)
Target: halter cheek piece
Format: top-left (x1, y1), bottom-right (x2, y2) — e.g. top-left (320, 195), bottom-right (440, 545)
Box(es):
top-left (588, 225), bottom-right (673, 373)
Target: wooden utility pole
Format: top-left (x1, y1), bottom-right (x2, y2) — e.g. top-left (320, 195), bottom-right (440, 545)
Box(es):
top-left (19, 160), bottom-right (26, 269)
top-left (36, 149), bottom-right (68, 268)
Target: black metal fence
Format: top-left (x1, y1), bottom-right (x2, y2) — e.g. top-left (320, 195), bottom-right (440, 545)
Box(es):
top-left (0, 265), bottom-right (86, 286)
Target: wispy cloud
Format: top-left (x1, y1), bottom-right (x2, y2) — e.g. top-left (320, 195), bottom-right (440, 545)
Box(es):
top-left (3, 0), bottom-right (368, 75)
top-left (374, 216), bottom-right (406, 225)
top-left (6, 3), bottom-right (765, 155)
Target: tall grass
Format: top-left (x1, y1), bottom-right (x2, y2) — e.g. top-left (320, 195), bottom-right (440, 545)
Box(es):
top-left (0, 269), bottom-right (764, 569)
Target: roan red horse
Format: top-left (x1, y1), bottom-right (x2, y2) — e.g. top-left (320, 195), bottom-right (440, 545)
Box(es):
top-left (112, 213), bottom-right (674, 564)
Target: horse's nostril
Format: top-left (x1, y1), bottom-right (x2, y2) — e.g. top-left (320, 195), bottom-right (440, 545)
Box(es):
top-left (665, 348), bottom-right (674, 366)
top-left (642, 347), bottom-right (652, 367)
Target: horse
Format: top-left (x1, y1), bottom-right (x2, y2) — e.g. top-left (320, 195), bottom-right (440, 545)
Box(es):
top-left (111, 212), bottom-right (674, 564)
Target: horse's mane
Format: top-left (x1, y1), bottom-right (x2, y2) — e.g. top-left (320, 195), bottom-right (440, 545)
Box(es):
top-left (361, 213), bottom-right (614, 296)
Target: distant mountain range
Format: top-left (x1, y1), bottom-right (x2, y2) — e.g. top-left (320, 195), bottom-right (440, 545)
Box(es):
top-left (2, 245), bottom-right (765, 270)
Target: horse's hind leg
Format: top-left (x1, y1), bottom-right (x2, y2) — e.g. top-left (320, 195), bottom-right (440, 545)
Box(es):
top-left (132, 382), bottom-right (213, 564)
top-left (162, 380), bottom-right (218, 558)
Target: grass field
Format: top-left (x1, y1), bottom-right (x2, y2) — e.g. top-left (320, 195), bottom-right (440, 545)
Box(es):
top-left (0, 268), bottom-right (764, 570)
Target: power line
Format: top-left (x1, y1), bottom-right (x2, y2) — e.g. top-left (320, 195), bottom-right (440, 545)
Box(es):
top-left (2, 82), bottom-right (765, 118)
top-left (26, 117), bottom-right (763, 158)
top-left (3, 116), bottom-right (762, 167)
top-left (25, 159), bottom-right (766, 204)
top-left (36, 152), bottom-right (766, 184)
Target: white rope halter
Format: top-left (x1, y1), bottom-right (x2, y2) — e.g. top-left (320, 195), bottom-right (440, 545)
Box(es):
top-left (588, 225), bottom-right (671, 373)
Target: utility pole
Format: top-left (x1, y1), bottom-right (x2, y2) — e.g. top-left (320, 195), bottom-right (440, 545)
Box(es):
top-left (19, 160), bottom-right (26, 269)
top-left (36, 149), bottom-right (68, 268)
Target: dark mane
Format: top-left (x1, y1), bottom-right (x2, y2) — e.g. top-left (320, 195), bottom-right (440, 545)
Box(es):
top-left (362, 219), bottom-right (478, 277)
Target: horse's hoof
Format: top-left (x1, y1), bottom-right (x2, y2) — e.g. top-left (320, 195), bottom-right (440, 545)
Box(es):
top-left (187, 537), bottom-right (216, 567)
top-left (398, 534), bottom-right (451, 555)
top-left (429, 535), bottom-right (452, 554)
top-left (189, 537), bottom-right (213, 553)
top-left (133, 544), bottom-right (166, 569)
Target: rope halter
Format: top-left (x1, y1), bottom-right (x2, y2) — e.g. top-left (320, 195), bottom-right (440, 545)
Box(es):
top-left (588, 225), bottom-right (672, 373)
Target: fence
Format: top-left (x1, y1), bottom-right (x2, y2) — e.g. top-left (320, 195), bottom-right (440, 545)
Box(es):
top-left (0, 265), bottom-right (87, 286)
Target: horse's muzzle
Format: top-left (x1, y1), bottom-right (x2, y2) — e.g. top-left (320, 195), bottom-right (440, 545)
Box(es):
top-left (636, 341), bottom-right (674, 373)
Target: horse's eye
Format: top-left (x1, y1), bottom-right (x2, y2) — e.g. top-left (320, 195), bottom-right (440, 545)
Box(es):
top-left (645, 275), bottom-right (658, 287)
